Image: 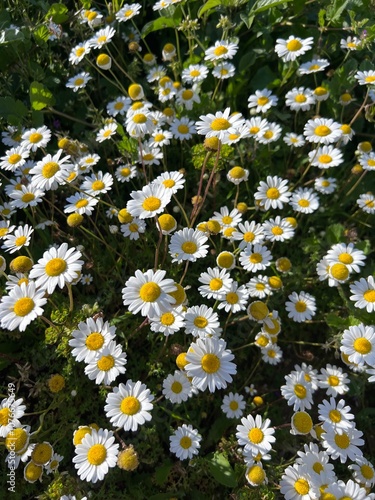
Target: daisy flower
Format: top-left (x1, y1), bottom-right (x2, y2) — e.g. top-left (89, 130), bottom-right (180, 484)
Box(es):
top-left (349, 276), bottom-right (375, 313)
top-left (0, 146), bottom-right (29, 172)
top-left (299, 59), bottom-right (330, 74)
top-left (239, 244), bottom-right (272, 272)
top-left (64, 192), bottom-right (99, 216)
top-left (216, 251), bottom-right (236, 270)
top-left (217, 283), bottom-right (249, 313)
top-left (104, 380), bottom-right (154, 431)
top-left (317, 364), bottom-right (350, 397)
top-left (283, 132), bottom-right (305, 147)
top-left (169, 424), bottom-right (201, 460)
top-left (85, 341), bottom-right (127, 385)
top-left (81, 274), bottom-right (93, 285)
top-left (196, 107), bottom-right (245, 143)
top-left (281, 371), bottom-right (313, 411)
top-left (359, 151), bottom-right (375, 171)
top-left (349, 457), bottom-right (375, 489)
top-left (355, 69), bottom-right (375, 85)
top-left (212, 62), bottom-right (236, 79)
top-left (73, 428), bottom-right (119, 483)
top-left (169, 228), bottom-right (209, 264)
top-left (0, 397), bottom-right (26, 438)
top-left (66, 72), bottom-right (91, 92)
top-left (204, 40), bottom-right (238, 61)
top-left (45, 452), bottom-right (64, 474)
top-left (314, 177), bottom-right (337, 194)
top-left (69, 41), bottom-right (91, 65)
top-left (296, 442), bottom-right (336, 481)
top-left (138, 145), bottom-right (163, 165)
top-left (176, 88), bottom-right (201, 110)
top-left (126, 111), bottom-right (154, 138)
top-left (357, 192), bottom-right (375, 213)
top-left (326, 243), bottom-right (366, 274)
top-left (247, 300), bottom-right (270, 323)
top-left (256, 122), bottom-right (282, 144)
top-left (289, 188), bottom-right (320, 214)
top-left (106, 96), bottom-right (131, 117)
top-left (2, 224), bottom-right (34, 254)
top-left (158, 81), bottom-right (177, 103)
top-left (245, 463), bottom-right (268, 487)
top-left (0, 282), bottom-right (47, 332)
top-left (232, 221), bottom-right (264, 249)
top-left (279, 464), bottom-right (319, 499)
top-left (304, 118), bottom-right (342, 144)
top-left (285, 291), bottom-right (316, 323)
top-left (341, 36), bottom-right (361, 50)
top-left (184, 304), bottom-right (221, 338)
top-left (221, 392), bottom-right (246, 419)
top-left (322, 426), bottom-right (364, 463)
top-left (1, 125), bottom-right (24, 148)
top-left (246, 117), bottom-right (269, 139)
top-left (121, 218), bottom-right (146, 241)
top-left (211, 206), bottom-right (242, 229)
top-left (162, 370), bottom-right (192, 403)
top-left (77, 153), bottom-right (100, 171)
top-left (248, 89), bottom-right (278, 114)
top-left (262, 216), bottom-right (294, 242)
top-left (182, 64), bottom-right (209, 84)
top-left (122, 268), bottom-right (176, 317)
top-left (285, 87), bottom-right (315, 111)
top-left (96, 122), bottom-right (117, 143)
top-left (80, 172), bottom-right (114, 196)
top-left (149, 306), bottom-right (186, 336)
top-left (261, 344), bottom-right (283, 365)
top-left (116, 3), bottom-right (141, 22)
top-left (198, 267), bottom-right (233, 300)
top-left (29, 149), bottom-right (73, 191)
top-left (0, 221), bottom-right (15, 240)
top-left (185, 337), bottom-right (236, 393)
top-left (127, 184), bottom-right (172, 220)
top-left (275, 35), bottom-right (314, 61)
top-left (88, 26), bottom-right (116, 49)
top-left (21, 126), bottom-right (51, 152)
top-left (227, 165), bottom-right (249, 185)
top-left (254, 175), bottom-right (291, 210)
top-left (148, 129), bottom-right (172, 148)
top-left (153, 171), bottom-right (185, 194)
top-left (340, 324), bottom-right (375, 366)
top-left (318, 397), bottom-right (355, 433)
top-left (29, 242), bottom-right (83, 295)
top-left (308, 145), bottom-right (343, 168)
top-left (236, 414), bottom-right (276, 457)
top-left (247, 275), bottom-right (271, 299)
top-left (170, 117), bottom-right (196, 140)
top-left (69, 318), bottom-right (116, 363)
top-left (115, 164), bottom-right (138, 183)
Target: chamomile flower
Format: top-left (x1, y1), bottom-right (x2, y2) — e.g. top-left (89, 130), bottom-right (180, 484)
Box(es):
top-left (289, 188), bottom-right (320, 214)
top-left (247, 301), bottom-right (270, 323)
top-left (64, 192), bottom-right (99, 216)
top-left (85, 341), bottom-right (127, 385)
top-left (122, 268), bottom-right (176, 317)
top-left (77, 153), bottom-right (100, 171)
top-left (184, 304), bottom-right (221, 338)
top-left (275, 35), bottom-right (314, 62)
top-left (0, 146), bottom-right (29, 172)
top-left (170, 117), bottom-right (196, 140)
top-left (236, 414), bottom-right (276, 457)
top-left (211, 206), bottom-right (242, 229)
top-left (254, 176), bottom-right (291, 210)
top-left (247, 275), bottom-right (272, 299)
top-left (138, 145), bottom-right (163, 165)
top-left (279, 464), bottom-right (318, 499)
top-left (66, 72), bottom-right (91, 92)
top-left (281, 371), bottom-right (313, 411)
top-left (217, 283), bottom-right (249, 313)
top-left (88, 26), bottom-right (116, 49)
top-left (196, 107), bottom-right (245, 142)
top-left (29, 149), bottom-right (73, 191)
top-left (221, 392), bottom-right (246, 419)
top-left (0, 282), bottom-right (47, 332)
top-left (182, 64), bottom-right (209, 84)
top-left (248, 89), bottom-right (278, 114)
top-left (126, 111), bottom-right (154, 138)
top-left (314, 177), bottom-right (337, 194)
top-left (246, 117), bottom-right (269, 139)
top-left (121, 218), bottom-right (146, 241)
top-left (285, 87), bottom-right (315, 111)
top-left (104, 380), bottom-right (154, 431)
top-left (359, 151), bottom-right (375, 171)
top-left (0, 397), bottom-right (26, 437)
top-left (317, 364), bottom-right (350, 397)
top-left (185, 337), bottom-right (236, 393)
top-left (73, 428), bottom-right (119, 483)
top-left (318, 397), bottom-right (355, 433)
top-left (227, 165), bottom-right (249, 184)
top-left (81, 172), bottom-right (114, 196)
top-left (45, 452), bottom-right (64, 474)
top-left (162, 370), bottom-right (192, 403)
top-left (233, 221), bottom-right (264, 249)
top-left (349, 276), bottom-right (375, 313)
top-left (357, 192), bottom-right (375, 213)
top-left (283, 132), bottom-right (305, 147)
top-left (169, 424), bottom-right (201, 460)
top-left (106, 96), bottom-right (131, 117)
top-left (261, 344), bottom-right (283, 365)
top-left (349, 457), bottom-right (375, 489)
top-left (216, 251), bottom-right (236, 270)
top-left (169, 228), bottom-right (209, 264)
top-left (204, 40), bottom-right (238, 61)
top-left (29, 243), bottom-right (83, 295)
top-left (198, 267), bottom-right (233, 300)
top-left (212, 62), bottom-right (236, 79)
top-left (153, 171), bottom-right (185, 194)
top-left (256, 122), bottom-right (282, 144)
top-left (326, 243), bottom-right (366, 274)
top-left (299, 59), bottom-right (330, 74)
top-left (116, 3), bottom-right (141, 22)
top-left (81, 274), bottom-right (93, 285)
top-left (176, 88), bottom-right (201, 110)
top-left (127, 184), bottom-right (172, 219)
top-left (308, 145), bottom-right (343, 168)
top-left (355, 69), bottom-right (375, 85)
top-left (2, 224), bottom-right (33, 254)
top-left (21, 126), bottom-right (51, 152)
top-left (262, 216), bottom-right (294, 242)
top-left (69, 318), bottom-right (116, 363)
top-left (149, 306), bottom-right (186, 336)
top-left (115, 164), bottom-right (138, 183)
top-left (69, 41), bottom-right (91, 65)
top-left (322, 426), bottom-right (364, 463)
top-left (341, 36), bottom-right (361, 50)
top-left (304, 118), bottom-right (342, 144)
top-left (239, 244), bottom-right (272, 272)
top-left (285, 291), bottom-right (316, 323)
top-left (96, 122), bottom-right (117, 143)
top-left (341, 323), bottom-right (375, 367)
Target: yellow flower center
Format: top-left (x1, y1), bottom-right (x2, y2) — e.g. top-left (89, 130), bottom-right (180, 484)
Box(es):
top-left (353, 337), bottom-right (372, 354)
top-left (74, 78), bottom-right (84, 86)
top-left (220, 68), bottom-right (229, 75)
top-left (180, 436), bottom-right (192, 449)
top-left (315, 87), bottom-right (328, 96)
top-left (213, 46), bottom-right (228, 56)
top-left (76, 47), bottom-right (85, 56)
top-left (182, 90), bottom-right (194, 100)
top-left (294, 384), bottom-right (307, 399)
top-left (298, 199), bottom-right (310, 207)
top-left (293, 411), bottom-right (313, 433)
top-left (13, 297), bottom-right (34, 317)
top-left (24, 461), bottom-right (43, 482)
top-left (309, 64), bottom-right (320, 71)
top-left (31, 443), bottom-right (53, 465)
top-left (45, 257), bottom-right (67, 277)
top-left (75, 199), bottom-right (89, 208)
top-left (255, 283), bottom-right (266, 291)
top-left (226, 292), bottom-right (239, 304)
top-left (249, 302), bottom-right (269, 320)
top-left (250, 126), bottom-right (260, 134)
top-left (181, 241), bottom-right (197, 254)
top-left (295, 94), bottom-right (307, 103)
top-left (73, 427), bottom-right (92, 445)
top-left (160, 312), bottom-right (175, 326)
top-left (286, 39), bottom-right (302, 51)
top-left (209, 278), bottom-right (223, 291)
top-left (248, 428), bottom-right (264, 444)
top-left (92, 180), bottom-right (105, 191)
top-left (365, 76), bottom-right (375, 83)
top-left (229, 400), bottom-right (239, 411)
top-left (15, 236), bottom-right (27, 247)
top-left (142, 196), bottom-right (161, 212)
top-left (190, 69), bottom-right (200, 77)
top-left (229, 167), bottom-right (245, 179)
top-left (221, 216), bottom-right (232, 225)
top-left (328, 375), bottom-right (339, 386)
top-left (201, 353), bottom-right (220, 373)
top-left (312, 462), bottom-right (324, 473)
top-left (97, 354), bottom-right (115, 371)
top-left (87, 443), bottom-right (107, 465)
top-left (29, 132), bottom-right (43, 144)
top-left (330, 263), bottom-right (349, 280)
top-left (294, 478), bottom-right (309, 495)
top-left (329, 409), bottom-right (342, 423)
top-left (365, 200), bottom-right (375, 208)
top-left (318, 154), bottom-right (332, 164)
top-left (247, 464), bottom-right (265, 485)
top-left (5, 427), bottom-right (28, 452)
top-left (42, 162), bottom-right (61, 180)
top-left (367, 159), bottom-right (375, 167)
top-left (178, 124), bottom-right (189, 134)
top-left (8, 154), bottom-right (22, 164)
top-left (263, 130), bottom-right (274, 139)
top-left (334, 432), bottom-right (349, 449)
top-left (133, 113), bottom-right (147, 124)
top-left (243, 232), bottom-right (255, 243)
top-left (194, 316), bottom-right (208, 329)
top-left (257, 96), bottom-right (269, 106)
top-left (162, 179), bottom-right (175, 190)
top-left (211, 118), bottom-right (230, 131)
top-left (315, 125), bottom-right (331, 137)
top-left (217, 252), bottom-right (234, 268)
top-left (364, 289), bottom-right (375, 302)
top-left (171, 381), bottom-right (182, 394)
top-left (0, 408), bottom-right (11, 426)
top-left (266, 187), bottom-right (280, 199)
top-left (271, 226), bottom-right (283, 236)
top-left (341, 93), bottom-right (352, 102)
top-left (360, 464), bottom-right (374, 479)
top-left (121, 396), bottom-right (140, 415)
top-left (0, 228), bottom-right (8, 237)
top-left (295, 300), bottom-right (307, 313)
top-left (143, 153), bottom-right (154, 161)
top-left (139, 282), bottom-right (161, 302)
top-left (249, 253), bottom-right (262, 264)
top-left (341, 124), bottom-right (351, 135)
top-left (121, 167), bottom-right (131, 177)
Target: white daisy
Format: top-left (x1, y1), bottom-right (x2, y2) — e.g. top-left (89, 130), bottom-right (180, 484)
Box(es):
top-left (149, 306), bottom-right (186, 336)
top-left (308, 145), bottom-right (343, 169)
top-left (298, 59), bottom-right (330, 74)
top-left (104, 380), bottom-right (154, 431)
top-left (246, 275), bottom-right (272, 299)
top-left (318, 397), bottom-right (355, 433)
top-left (349, 457), bottom-right (375, 489)
top-left (21, 126), bottom-right (51, 152)
top-left (221, 392), bottom-right (246, 419)
top-left (115, 164), bottom-right (138, 183)
top-left (232, 221), bottom-right (264, 249)
top-left (280, 370), bottom-right (313, 411)
top-left (236, 414), bottom-right (276, 457)
top-left (169, 424), bottom-right (201, 460)
top-left (176, 88), bottom-right (201, 110)
top-left (69, 41), bottom-right (91, 65)
top-left (182, 64), bottom-right (209, 84)
top-left (285, 87), bottom-right (315, 111)
top-left (326, 243), bottom-right (366, 274)
top-left (283, 132), bottom-right (305, 147)
top-left (341, 36), bottom-right (361, 51)
top-left (64, 192), bottom-right (99, 216)
top-left (314, 177), bottom-right (337, 194)
top-left (170, 117), bottom-right (196, 140)
top-left (254, 175), bottom-right (291, 210)
top-left (0, 146), bottom-right (29, 172)
top-left (2, 224), bottom-right (33, 254)
top-left (217, 282), bottom-right (249, 313)
top-left (153, 171), bottom-right (185, 195)
top-left (211, 206), bottom-right (242, 229)
top-left (80, 172), bottom-right (114, 196)
top-left (121, 218), bottom-right (146, 241)
top-left (127, 184), bottom-right (172, 220)
top-left (169, 228), bottom-right (209, 264)
top-left (279, 463), bottom-right (319, 499)
top-left (317, 364), bottom-right (350, 397)
top-left (29, 149), bottom-right (73, 191)
top-left (355, 69), bottom-right (375, 85)
top-left (349, 276), bottom-right (375, 313)
top-left (0, 397), bottom-right (26, 438)
top-left (138, 145), bottom-right (163, 165)
top-left (256, 122), bottom-right (282, 144)
top-left (198, 267), bottom-right (233, 300)
top-left (184, 304), bottom-right (221, 338)
top-left (239, 244), bottom-right (272, 272)
top-left (196, 107), bottom-right (245, 143)
top-left (227, 165), bottom-right (249, 184)
top-left (85, 341), bottom-right (127, 385)
top-left (212, 62), bottom-right (235, 79)
top-left (106, 96), bottom-right (131, 117)
top-left (340, 323), bottom-right (375, 366)
top-left (204, 40), bottom-right (238, 61)
top-left (322, 425), bottom-right (364, 463)
top-left (88, 26), bottom-right (116, 49)
top-left (357, 192), bottom-right (375, 213)
top-left (304, 118), bottom-right (342, 144)
top-left (246, 117), bottom-right (269, 139)
top-left (248, 89), bottom-right (278, 114)
top-left (285, 291), bottom-right (316, 322)
top-left (66, 72), bottom-right (91, 92)
top-left (96, 122), bottom-right (117, 143)
top-left (116, 3), bottom-right (141, 22)
top-left (275, 36), bottom-right (314, 61)
top-left (289, 188), bottom-right (320, 214)
top-left (162, 370), bottom-right (192, 403)
top-left (262, 216), bottom-right (294, 242)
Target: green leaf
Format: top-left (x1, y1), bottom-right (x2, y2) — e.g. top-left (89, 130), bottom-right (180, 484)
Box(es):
top-left (326, 223), bottom-right (345, 245)
top-left (326, 0), bottom-right (352, 25)
top-left (249, 0), bottom-right (294, 15)
top-left (239, 51), bottom-right (257, 73)
top-left (325, 313), bottom-right (361, 329)
top-left (46, 3), bottom-right (69, 24)
top-left (355, 239), bottom-right (371, 255)
top-left (207, 452), bottom-right (237, 488)
top-left (154, 462), bottom-right (172, 486)
top-left (29, 81), bottom-right (55, 110)
top-left (198, 0), bottom-right (222, 17)
top-left (33, 25), bottom-right (50, 45)
top-left (117, 135), bottom-right (138, 156)
top-left (142, 16), bottom-right (180, 37)
top-left (0, 96), bottom-right (28, 125)
top-left (318, 9), bottom-right (326, 27)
